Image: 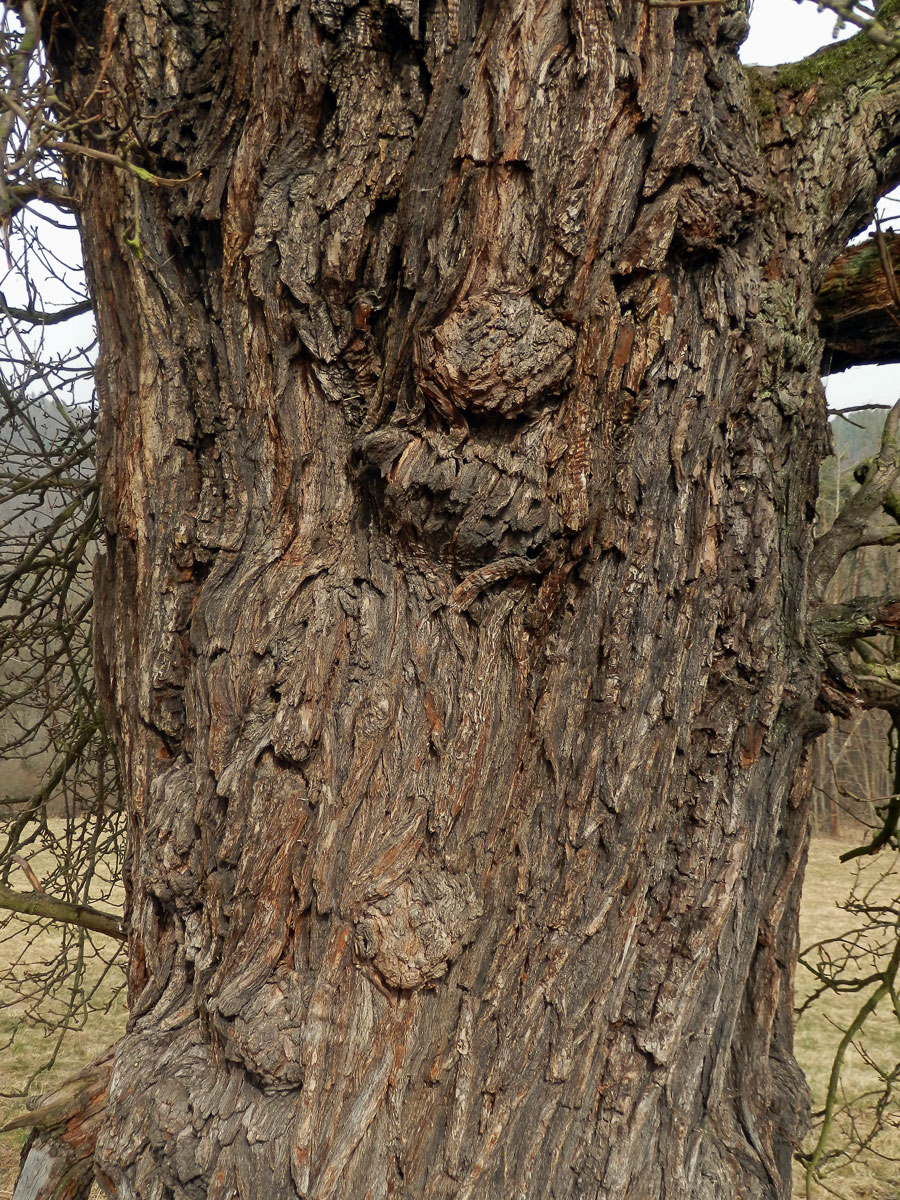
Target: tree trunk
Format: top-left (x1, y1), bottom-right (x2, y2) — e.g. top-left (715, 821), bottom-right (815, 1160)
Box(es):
top-left (39, 3), bottom-right (900, 1197)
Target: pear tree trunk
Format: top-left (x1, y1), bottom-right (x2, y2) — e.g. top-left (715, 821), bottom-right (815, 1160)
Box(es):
top-left (39, 2), bottom-right (900, 1197)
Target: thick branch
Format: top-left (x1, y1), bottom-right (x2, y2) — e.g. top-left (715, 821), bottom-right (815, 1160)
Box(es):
top-left (818, 232), bottom-right (900, 370)
top-left (1, 1050), bottom-right (113, 1135)
top-left (854, 526), bottom-right (900, 547)
top-left (809, 397), bottom-right (900, 602)
top-left (813, 595), bottom-right (900, 721)
top-left (814, 595), bottom-right (900, 648)
top-left (2, 1049), bottom-right (113, 1200)
top-left (751, 3), bottom-right (900, 268)
top-left (0, 883), bottom-right (125, 940)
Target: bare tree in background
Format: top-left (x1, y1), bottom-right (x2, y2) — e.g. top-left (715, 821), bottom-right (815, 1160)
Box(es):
top-left (2, 1), bottom-right (900, 1199)
top-left (812, 407), bottom-right (898, 836)
top-left (798, 850), bottom-right (900, 1196)
top-left (0, 1), bottom-right (124, 1110)
top-left (796, 402), bottom-right (900, 1195)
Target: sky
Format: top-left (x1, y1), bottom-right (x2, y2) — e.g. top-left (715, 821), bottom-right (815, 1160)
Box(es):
top-left (743, 0), bottom-right (850, 66)
top-left (744, 0), bottom-right (900, 410)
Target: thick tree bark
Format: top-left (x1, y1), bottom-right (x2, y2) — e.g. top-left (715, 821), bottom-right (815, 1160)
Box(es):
top-left (35, 2), bottom-right (900, 1197)
top-left (818, 232), bottom-right (900, 371)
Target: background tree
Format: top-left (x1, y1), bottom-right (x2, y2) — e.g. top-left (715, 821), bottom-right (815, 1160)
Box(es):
top-left (0, 0), bottom-right (124, 1103)
top-left (791, 405), bottom-right (900, 1197)
top-left (812, 405), bottom-right (898, 837)
top-left (3, 1), bottom-right (900, 1198)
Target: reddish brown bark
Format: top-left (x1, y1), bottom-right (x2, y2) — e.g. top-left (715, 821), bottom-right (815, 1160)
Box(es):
top-left (30, 3), bottom-right (900, 1198)
top-left (818, 232), bottom-right (900, 371)
top-left (2, 1051), bottom-right (112, 1200)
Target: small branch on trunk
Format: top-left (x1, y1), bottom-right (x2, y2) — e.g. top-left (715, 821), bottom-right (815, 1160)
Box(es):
top-left (814, 0), bottom-right (900, 48)
top-left (852, 674), bottom-right (900, 709)
top-left (838, 705), bottom-right (900, 859)
top-left (839, 792), bottom-right (900, 859)
top-left (0, 883), bottom-right (124, 940)
top-left (830, 403), bottom-right (896, 414)
top-left (0, 294), bottom-right (93, 325)
top-left (855, 670), bottom-right (900, 695)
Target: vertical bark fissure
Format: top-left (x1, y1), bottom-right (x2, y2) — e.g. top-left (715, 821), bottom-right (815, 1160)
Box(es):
top-left (39, 1), bottom-right (892, 1196)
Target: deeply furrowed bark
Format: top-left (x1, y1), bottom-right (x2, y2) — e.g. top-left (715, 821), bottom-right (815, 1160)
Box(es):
top-left (33, 2), bottom-right (900, 1197)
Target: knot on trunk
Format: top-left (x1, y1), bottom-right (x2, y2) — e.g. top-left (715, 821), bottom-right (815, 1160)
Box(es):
top-left (415, 290), bottom-right (576, 420)
top-left (351, 293), bottom-right (579, 567)
top-left (352, 425), bottom-right (561, 568)
top-left (354, 865), bottom-right (482, 989)
top-left (225, 971), bottom-right (310, 1085)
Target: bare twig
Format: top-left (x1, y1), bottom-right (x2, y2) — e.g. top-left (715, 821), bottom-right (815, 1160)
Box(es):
top-left (13, 853), bottom-right (44, 892)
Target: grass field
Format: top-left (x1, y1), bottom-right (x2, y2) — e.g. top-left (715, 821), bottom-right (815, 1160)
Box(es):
top-left (0, 836), bottom-right (126, 1198)
top-left (0, 838), bottom-right (897, 1198)
top-left (794, 840), bottom-right (900, 1200)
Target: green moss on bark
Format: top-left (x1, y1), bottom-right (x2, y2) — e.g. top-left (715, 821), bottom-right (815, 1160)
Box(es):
top-left (773, 5), bottom-right (898, 100)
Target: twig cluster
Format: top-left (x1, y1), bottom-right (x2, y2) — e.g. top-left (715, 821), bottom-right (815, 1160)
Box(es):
top-left (0, 2), bottom-right (125, 1095)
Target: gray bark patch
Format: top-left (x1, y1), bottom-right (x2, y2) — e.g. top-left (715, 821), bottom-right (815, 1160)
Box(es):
top-left (354, 866), bottom-right (482, 989)
top-left (12, 1147), bottom-right (52, 1200)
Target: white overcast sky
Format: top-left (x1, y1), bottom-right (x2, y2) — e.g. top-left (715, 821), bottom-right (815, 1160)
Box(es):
top-left (743, 0), bottom-right (849, 65)
top-left (745, 0), bottom-right (900, 410)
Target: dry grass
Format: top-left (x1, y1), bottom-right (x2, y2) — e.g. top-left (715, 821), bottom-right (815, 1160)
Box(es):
top-left (794, 838), bottom-right (900, 1200)
top-left (0, 835), bottom-right (126, 1198)
top-left (0, 838), bottom-right (896, 1197)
